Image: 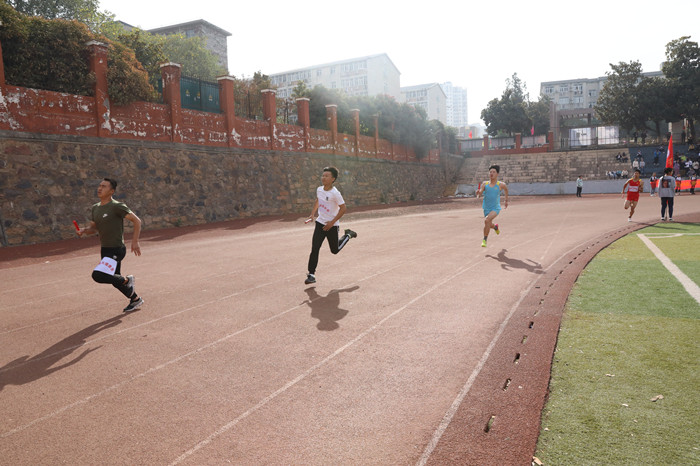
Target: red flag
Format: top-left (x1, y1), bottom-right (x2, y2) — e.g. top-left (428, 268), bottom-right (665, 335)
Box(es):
top-left (531, 125), bottom-right (534, 136)
top-left (469, 131), bottom-right (472, 139)
top-left (665, 135), bottom-right (674, 168)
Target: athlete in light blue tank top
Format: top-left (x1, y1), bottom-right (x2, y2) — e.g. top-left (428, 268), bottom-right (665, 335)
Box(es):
top-left (482, 181), bottom-right (502, 216)
top-left (476, 165), bottom-right (509, 247)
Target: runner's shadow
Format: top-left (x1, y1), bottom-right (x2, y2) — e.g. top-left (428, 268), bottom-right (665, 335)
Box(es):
top-left (0, 315), bottom-right (124, 391)
top-left (303, 286), bottom-right (359, 331)
top-left (487, 249), bottom-right (545, 274)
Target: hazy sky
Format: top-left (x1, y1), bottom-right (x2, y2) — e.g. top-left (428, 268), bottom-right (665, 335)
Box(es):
top-left (98, 0), bottom-right (698, 125)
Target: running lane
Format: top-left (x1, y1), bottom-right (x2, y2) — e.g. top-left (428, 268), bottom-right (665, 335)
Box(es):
top-left (1, 194), bottom-right (698, 464)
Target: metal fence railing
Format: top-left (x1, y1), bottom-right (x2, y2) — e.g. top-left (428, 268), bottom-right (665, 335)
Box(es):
top-left (235, 90), bottom-right (263, 120)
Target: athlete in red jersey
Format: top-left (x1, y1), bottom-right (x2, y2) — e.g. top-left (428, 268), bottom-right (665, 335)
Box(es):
top-left (622, 169), bottom-right (644, 222)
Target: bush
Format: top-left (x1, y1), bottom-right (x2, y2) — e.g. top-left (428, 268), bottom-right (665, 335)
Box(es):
top-left (0, 4), bottom-right (92, 94)
top-left (0, 3), bottom-right (156, 105)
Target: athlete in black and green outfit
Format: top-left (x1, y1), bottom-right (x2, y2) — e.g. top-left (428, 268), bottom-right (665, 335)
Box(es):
top-left (78, 178), bottom-right (144, 312)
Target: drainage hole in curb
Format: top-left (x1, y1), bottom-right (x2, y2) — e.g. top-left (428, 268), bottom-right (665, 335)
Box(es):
top-left (521, 335), bottom-right (528, 344)
top-left (528, 321), bottom-right (534, 329)
top-left (514, 353), bottom-right (521, 364)
top-left (503, 378), bottom-right (511, 391)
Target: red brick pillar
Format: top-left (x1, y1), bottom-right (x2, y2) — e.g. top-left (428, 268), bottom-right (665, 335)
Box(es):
top-left (261, 89), bottom-right (277, 150)
top-left (218, 76), bottom-right (237, 147)
top-left (296, 97), bottom-right (310, 152)
top-left (483, 134), bottom-right (490, 151)
top-left (0, 37), bottom-right (5, 88)
top-left (373, 114), bottom-right (379, 158)
top-left (351, 108), bottom-right (360, 156)
top-left (515, 132), bottom-right (522, 150)
top-left (87, 41), bottom-right (110, 137)
top-left (160, 62), bottom-right (182, 143)
top-left (548, 131), bottom-right (554, 151)
top-left (326, 104), bottom-right (338, 155)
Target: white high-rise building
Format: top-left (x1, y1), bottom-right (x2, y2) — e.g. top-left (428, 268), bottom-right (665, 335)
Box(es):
top-left (269, 54), bottom-right (401, 100)
top-left (441, 82), bottom-right (468, 131)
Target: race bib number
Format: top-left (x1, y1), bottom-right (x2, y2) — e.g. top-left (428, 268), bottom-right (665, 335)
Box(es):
top-left (94, 257), bottom-right (117, 275)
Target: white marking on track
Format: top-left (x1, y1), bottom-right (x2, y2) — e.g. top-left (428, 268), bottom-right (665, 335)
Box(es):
top-left (637, 233), bottom-right (700, 305)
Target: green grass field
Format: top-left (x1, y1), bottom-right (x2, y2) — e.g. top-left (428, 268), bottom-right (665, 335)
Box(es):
top-left (535, 223), bottom-right (700, 465)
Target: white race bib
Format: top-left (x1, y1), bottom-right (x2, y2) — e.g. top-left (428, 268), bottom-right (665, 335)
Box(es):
top-left (94, 257), bottom-right (117, 275)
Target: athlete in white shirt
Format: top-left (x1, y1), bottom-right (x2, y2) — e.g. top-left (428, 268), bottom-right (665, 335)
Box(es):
top-left (305, 166), bottom-right (357, 284)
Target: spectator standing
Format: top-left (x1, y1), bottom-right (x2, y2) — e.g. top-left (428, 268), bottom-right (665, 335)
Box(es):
top-left (653, 149), bottom-right (660, 166)
top-left (659, 167), bottom-right (676, 221)
top-left (690, 172), bottom-right (697, 195)
top-left (576, 176), bottom-right (583, 197)
top-left (640, 158), bottom-right (646, 175)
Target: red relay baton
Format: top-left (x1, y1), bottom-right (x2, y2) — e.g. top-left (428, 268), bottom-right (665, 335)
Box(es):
top-left (72, 220), bottom-right (80, 233)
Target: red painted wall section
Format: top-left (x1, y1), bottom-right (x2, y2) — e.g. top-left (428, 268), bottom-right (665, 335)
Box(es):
top-left (110, 102), bottom-right (172, 142)
top-left (0, 85), bottom-right (96, 136)
top-left (273, 123), bottom-right (305, 152)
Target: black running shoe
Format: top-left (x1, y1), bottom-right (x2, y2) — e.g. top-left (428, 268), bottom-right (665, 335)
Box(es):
top-left (305, 273), bottom-right (316, 284)
top-left (123, 297), bottom-right (144, 312)
top-left (344, 229), bottom-right (357, 238)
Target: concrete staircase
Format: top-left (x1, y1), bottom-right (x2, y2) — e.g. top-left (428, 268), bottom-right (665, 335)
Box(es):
top-left (455, 149), bottom-right (632, 185)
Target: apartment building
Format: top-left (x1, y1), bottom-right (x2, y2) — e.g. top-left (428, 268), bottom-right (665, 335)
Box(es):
top-left (400, 83), bottom-right (447, 125)
top-left (269, 54), bottom-right (401, 100)
top-left (541, 71), bottom-right (663, 111)
top-left (441, 81), bottom-right (468, 134)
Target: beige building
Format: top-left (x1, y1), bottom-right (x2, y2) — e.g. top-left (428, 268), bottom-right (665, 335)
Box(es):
top-left (541, 71), bottom-right (663, 111)
top-left (400, 83), bottom-right (447, 124)
top-left (269, 54), bottom-right (401, 100)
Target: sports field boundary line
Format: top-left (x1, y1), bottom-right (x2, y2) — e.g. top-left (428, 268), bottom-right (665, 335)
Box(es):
top-left (420, 221), bottom-right (653, 465)
top-left (637, 233), bottom-right (700, 305)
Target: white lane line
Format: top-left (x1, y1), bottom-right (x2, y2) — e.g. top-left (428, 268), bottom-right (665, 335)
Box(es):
top-left (169, 256), bottom-right (492, 465)
top-left (416, 227), bottom-right (636, 465)
top-left (638, 234), bottom-right (700, 305)
top-left (0, 243), bottom-right (448, 437)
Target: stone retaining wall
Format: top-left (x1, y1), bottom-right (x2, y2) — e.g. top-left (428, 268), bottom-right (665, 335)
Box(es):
top-left (0, 132), bottom-right (446, 246)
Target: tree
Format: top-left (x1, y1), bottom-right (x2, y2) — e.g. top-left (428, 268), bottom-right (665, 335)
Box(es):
top-left (662, 36), bottom-right (700, 138)
top-left (162, 33), bottom-right (226, 80)
top-left (595, 61), bottom-right (645, 138)
top-left (8, 0), bottom-right (113, 31)
top-left (528, 95), bottom-right (552, 137)
top-left (636, 76), bottom-right (676, 138)
top-left (480, 73), bottom-right (531, 136)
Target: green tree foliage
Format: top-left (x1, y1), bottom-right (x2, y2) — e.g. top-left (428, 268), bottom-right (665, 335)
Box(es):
top-left (102, 23), bottom-right (226, 83)
top-left (104, 27), bottom-right (166, 92)
top-left (636, 76), bottom-right (676, 138)
top-left (595, 61), bottom-right (644, 137)
top-left (293, 86), bottom-right (438, 159)
top-left (8, 0), bottom-right (113, 31)
top-left (0, 3), bottom-right (155, 105)
top-left (528, 95), bottom-right (552, 136)
top-left (481, 73), bottom-right (548, 136)
top-left (662, 36), bottom-right (699, 138)
top-left (162, 33), bottom-right (226, 80)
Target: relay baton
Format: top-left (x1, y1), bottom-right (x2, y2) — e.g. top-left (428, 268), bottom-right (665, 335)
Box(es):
top-left (72, 220), bottom-right (80, 233)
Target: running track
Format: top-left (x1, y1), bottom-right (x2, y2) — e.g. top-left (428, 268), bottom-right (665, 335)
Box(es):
top-left (1, 194), bottom-right (699, 465)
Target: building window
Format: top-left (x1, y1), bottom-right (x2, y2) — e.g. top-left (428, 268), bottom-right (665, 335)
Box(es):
top-left (544, 86), bottom-right (554, 94)
top-left (317, 69), bottom-right (322, 77)
top-left (559, 85), bottom-right (569, 93)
